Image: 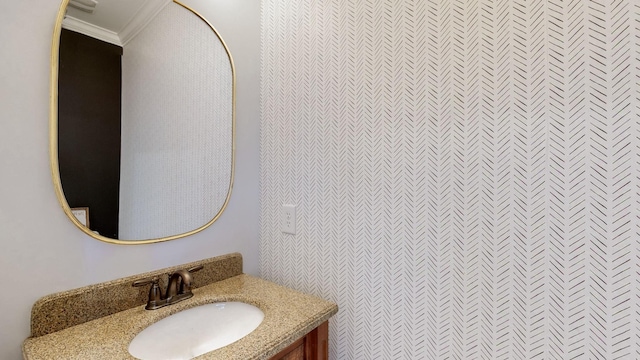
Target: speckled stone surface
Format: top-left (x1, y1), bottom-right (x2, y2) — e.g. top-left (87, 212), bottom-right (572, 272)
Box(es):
top-left (30, 253), bottom-right (243, 337)
top-left (23, 274), bottom-right (338, 360)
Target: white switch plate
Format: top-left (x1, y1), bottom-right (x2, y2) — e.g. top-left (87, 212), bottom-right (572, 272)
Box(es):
top-left (281, 204), bottom-right (296, 234)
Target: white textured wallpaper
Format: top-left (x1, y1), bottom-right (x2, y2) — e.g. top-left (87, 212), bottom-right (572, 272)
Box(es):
top-left (120, 3), bottom-right (232, 240)
top-left (260, 0), bottom-right (640, 359)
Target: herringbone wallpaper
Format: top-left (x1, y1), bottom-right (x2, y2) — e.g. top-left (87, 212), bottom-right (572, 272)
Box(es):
top-left (260, 0), bottom-right (640, 359)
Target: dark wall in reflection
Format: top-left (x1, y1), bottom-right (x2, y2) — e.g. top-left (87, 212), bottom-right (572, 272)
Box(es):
top-left (58, 29), bottom-right (122, 238)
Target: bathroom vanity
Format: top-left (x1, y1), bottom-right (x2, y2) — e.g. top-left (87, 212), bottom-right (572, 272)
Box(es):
top-left (33, 1), bottom-right (338, 357)
top-left (22, 253), bottom-right (338, 359)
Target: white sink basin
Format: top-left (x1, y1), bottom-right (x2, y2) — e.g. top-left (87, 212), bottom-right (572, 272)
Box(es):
top-left (128, 302), bottom-right (264, 360)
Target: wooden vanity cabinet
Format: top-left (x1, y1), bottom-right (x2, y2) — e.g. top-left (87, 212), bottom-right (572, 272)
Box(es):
top-left (269, 321), bottom-right (329, 360)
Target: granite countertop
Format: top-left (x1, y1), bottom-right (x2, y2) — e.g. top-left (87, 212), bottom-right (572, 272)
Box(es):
top-left (22, 274), bottom-right (338, 360)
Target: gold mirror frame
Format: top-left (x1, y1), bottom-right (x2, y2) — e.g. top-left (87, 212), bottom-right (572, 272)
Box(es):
top-left (50, 0), bottom-right (236, 245)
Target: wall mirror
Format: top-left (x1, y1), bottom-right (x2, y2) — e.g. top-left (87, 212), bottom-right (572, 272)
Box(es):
top-left (50, 0), bottom-right (235, 244)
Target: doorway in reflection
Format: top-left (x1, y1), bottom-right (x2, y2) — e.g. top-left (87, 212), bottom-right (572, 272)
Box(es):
top-left (58, 29), bottom-right (122, 238)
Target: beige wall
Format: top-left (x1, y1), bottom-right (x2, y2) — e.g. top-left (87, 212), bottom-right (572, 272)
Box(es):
top-left (0, 0), bottom-right (260, 358)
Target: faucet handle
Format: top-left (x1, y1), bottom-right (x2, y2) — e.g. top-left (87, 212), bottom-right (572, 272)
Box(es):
top-left (183, 265), bottom-right (203, 292)
top-left (132, 277), bottom-right (163, 310)
top-left (132, 277), bottom-right (159, 288)
top-left (165, 265), bottom-right (203, 297)
top-left (187, 265), bottom-right (204, 273)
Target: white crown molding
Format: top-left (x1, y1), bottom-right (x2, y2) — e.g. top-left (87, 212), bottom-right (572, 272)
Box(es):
top-left (62, 16), bottom-right (122, 46)
top-left (119, 0), bottom-right (171, 47)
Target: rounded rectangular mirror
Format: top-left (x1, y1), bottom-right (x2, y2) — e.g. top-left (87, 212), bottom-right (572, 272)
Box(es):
top-left (50, 0), bottom-right (235, 244)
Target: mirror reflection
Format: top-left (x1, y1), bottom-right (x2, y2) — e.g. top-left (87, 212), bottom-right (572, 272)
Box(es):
top-left (54, 0), bottom-right (234, 242)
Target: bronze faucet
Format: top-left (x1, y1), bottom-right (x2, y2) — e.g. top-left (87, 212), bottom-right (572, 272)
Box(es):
top-left (132, 265), bottom-right (204, 310)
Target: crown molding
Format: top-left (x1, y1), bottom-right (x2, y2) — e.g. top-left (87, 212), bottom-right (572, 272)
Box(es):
top-left (62, 16), bottom-right (122, 46)
top-left (119, 0), bottom-right (171, 46)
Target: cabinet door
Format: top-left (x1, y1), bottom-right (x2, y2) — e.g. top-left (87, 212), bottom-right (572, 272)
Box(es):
top-left (270, 321), bottom-right (329, 360)
top-left (276, 338), bottom-right (305, 360)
